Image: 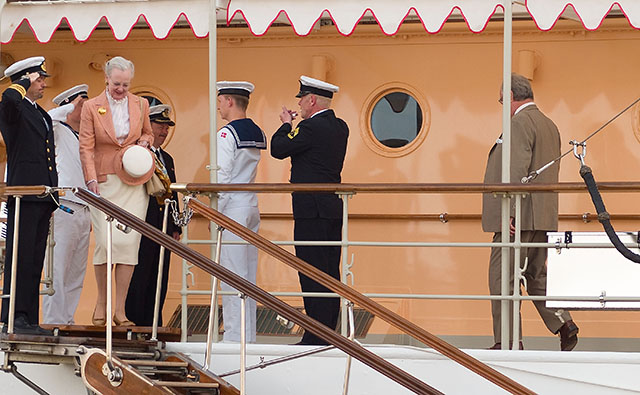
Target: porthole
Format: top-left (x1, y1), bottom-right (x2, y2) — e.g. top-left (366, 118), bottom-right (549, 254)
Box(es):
top-left (360, 83), bottom-right (429, 157)
top-left (131, 86), bottom-right (176, 148)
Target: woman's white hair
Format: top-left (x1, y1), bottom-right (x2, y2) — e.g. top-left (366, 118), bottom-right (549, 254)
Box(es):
top-left (104, 56), bottom-right (135, 78)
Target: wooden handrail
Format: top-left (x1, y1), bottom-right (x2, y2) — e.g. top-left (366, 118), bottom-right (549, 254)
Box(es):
top-left (185, 198), bottom-right (535, 395)
top-left (259, 212), bottom-right (640, 222)
top-left (74, 189), bottom-right (445, 395)
top-left (175, 181), bottom-right (640, 194)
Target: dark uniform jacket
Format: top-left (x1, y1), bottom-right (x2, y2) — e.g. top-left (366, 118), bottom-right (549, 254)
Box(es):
top-left (481, 104), bottom-right (560, 232)
top-left (271, 109), bottom-right (348, 219)
top-left (146, 148), bottom-right (181, 235)
top-left (0, 78), bottom-right (57, 202)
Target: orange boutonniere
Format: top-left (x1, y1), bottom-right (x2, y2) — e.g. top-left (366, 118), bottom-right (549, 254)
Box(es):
top-left (98, 107), bottom-right (107, 115)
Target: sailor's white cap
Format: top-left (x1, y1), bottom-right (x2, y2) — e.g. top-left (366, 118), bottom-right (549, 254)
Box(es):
top-left (52, 84), bottom-right (89, 106)
top-left (4, 56), bottom-right (50, 82)
top-left (296, 75), bottom-right (339, 98)
top-left (216, 81), bottom-right (255, 98)
top-left (149, 104), bottom-right (175, 126)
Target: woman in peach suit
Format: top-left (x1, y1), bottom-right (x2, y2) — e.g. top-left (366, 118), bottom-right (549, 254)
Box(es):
top-left (79, 56), bottom-right (154, 326)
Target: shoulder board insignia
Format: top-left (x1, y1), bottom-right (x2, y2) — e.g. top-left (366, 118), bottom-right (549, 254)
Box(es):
top-left (288, 127), bottom-right (299, 140)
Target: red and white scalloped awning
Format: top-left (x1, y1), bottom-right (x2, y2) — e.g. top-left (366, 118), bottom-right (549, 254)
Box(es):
top-left (227, 0), bottom-right (640, 36)
top-left (1, 0), bottom-right (218, 44)
top-left (2, 0), bottom-right (639, 44)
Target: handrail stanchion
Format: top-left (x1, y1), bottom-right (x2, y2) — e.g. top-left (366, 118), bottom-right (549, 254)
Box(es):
top-left (204, 225), bottom-right (224, 370)
top-left (105, 216), bottom-right (114, 366)
top-left (339, 192), bottom-right (354, 336)
top-left (240, 293), bottom-right (247, 395)
top-left (499, 193), bottom-right (511, 350)
top-left (151, 199), bottom-right (171, 341)
top-left (180, 225), bottom-right (190, 342)
top-left (7, 196), bottom-right (21, 334)
top-left (511, 194), bottom-right (522, 350)
top-left (42, 218), bottom-right (55, 295)
top-left (342, 301), bottom-right (356, 395)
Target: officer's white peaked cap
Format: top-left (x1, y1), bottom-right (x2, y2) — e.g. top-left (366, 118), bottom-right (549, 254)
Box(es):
top-left (4, 56), bottom-right (50, 82)
top-left (52, 84), bottom-right (89, 106)
top-left (296, 76), bottom-right (339, 98)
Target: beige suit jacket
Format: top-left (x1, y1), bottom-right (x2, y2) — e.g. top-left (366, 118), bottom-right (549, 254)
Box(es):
top-left (79, 91), bottom-right (153, 183)
top-left (481, 104), bottom-right (560, 232)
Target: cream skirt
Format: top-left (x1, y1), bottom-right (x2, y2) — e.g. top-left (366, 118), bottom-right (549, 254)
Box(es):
top-left (90, 174), bottom-right (149, 265)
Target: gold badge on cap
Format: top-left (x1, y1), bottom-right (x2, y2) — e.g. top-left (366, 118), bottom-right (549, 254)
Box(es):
top-left (162, 109), bottom-right (169, 117)
top-left (98, 107), bottom-right (107, 115)
top-left (40, 62), bottom-right (47, 72)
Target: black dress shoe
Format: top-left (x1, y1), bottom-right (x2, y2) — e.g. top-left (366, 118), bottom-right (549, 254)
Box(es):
top-left (12, 316), bottom-right (53, 336)
top-left (488, 341), bottom-right (524, 350)
top-left (558, 320), bottom-right (579, 351)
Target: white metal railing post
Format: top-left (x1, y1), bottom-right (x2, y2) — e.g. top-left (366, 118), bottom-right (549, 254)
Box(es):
top-left (500, 0), bottom-right (514, 351)
top-left (499, 193), bottom-right (511, 350)
top-left (339, 192), bottom-right (354, 336)
top-left (105, 216), bottom-right (114, 366)
top-left (7, 196), bottom-right (21, 334)
top-left (180, 225), bottom-right (190, 342)
top-left (204, 226), bottom-right (224, 370)
top-left (151, 199), bottom-right (171, 341)
top-left (42, 217), bottom-right (55, 295)
top-left (511, 194), bottom-right (522, 350)
top-left (342, 301), bottom-right (355, 395)
top-left (240, 293), bottom-right (247, 395)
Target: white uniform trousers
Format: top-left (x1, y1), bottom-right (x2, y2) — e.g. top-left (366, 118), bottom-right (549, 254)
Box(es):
top-left (42, 201), bottom-right (91, 324)
top-left (220, 206), bottom-right (260, 343)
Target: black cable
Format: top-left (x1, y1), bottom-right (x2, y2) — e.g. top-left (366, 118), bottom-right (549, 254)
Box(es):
top-left (580, 165), bottom-right (640, 263)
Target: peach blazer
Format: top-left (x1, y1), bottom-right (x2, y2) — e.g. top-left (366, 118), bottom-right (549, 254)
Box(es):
top-left (79, 91), bottom-right (153, 183)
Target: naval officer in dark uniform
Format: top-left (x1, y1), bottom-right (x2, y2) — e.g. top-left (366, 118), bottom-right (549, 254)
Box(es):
top-left (125, 103), bottom-right (181, 327)
top-left (0, 56), bottom-right (58, 334)
top-left (271, 76), bottom-right (349, 345)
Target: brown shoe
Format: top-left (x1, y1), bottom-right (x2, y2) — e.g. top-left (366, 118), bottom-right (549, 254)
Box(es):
top-left (488, 342), bottom-right (524, 350)
top-left (558, 320), bottom-right (579, 351)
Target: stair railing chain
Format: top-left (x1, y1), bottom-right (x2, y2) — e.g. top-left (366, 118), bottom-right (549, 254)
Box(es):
top-left (171, 197), bottom-right (194, 228)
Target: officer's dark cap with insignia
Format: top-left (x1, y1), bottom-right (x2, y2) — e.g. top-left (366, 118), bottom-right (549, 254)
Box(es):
top-left (295, 75), bottom-right (339, 99)
top-left (216, 81), bottom-right (254, 98)
top-left (149, 104), bottom-right (175, 126)
top-left (4, 56), bottom-right (50, 82)
top-left (52, 84), bottom-right (89, 106)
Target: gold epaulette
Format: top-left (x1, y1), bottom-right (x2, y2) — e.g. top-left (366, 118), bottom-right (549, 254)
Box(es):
top-left (8, 83), bottom-right (26, 98)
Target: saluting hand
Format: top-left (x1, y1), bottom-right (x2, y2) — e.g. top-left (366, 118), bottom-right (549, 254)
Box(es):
top-left (27, 72), bottom-right (41, 83)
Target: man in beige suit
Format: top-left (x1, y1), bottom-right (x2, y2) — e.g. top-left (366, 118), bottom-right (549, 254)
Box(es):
top-left (482, 73), bottom-right (578, 351)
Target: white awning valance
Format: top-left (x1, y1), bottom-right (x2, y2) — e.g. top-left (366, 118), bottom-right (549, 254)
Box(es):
top-left (2, 0), bottom-right (639, 44)
top-left (227, 0), bottom-right (504, 36)
top-left (228, 0), bottom-right (640, 36)
top-left (1, 0), bottom-right (214, 43)
top-left (527, 0), bottom-right (640, 31)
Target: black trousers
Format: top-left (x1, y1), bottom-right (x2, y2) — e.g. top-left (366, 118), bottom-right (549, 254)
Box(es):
top-left (2, 200), bottom-right (55, 325)
top-left (294, 217), bottom-right (342, 345)
top-left (125, 234), bottom-right (171, 326)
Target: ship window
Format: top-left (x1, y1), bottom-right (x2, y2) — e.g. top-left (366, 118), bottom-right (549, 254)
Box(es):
top-left (371, 92), bottom-right (422, 148)
top-left (361, 84), bottom-right (430, 158)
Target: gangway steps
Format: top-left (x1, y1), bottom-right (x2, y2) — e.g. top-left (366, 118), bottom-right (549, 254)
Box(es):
top-left (123, 359), bottom-right (189, 368)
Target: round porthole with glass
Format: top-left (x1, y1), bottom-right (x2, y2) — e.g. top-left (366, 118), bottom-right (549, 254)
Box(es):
top-left (361, 84), bottom-right (429, 157)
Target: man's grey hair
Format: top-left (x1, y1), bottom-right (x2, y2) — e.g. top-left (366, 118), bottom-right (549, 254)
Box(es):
top-left (314, 94), bottom-right (332, 109)
top-left (511, 73), bottom-right (533, 101)
top-left (104, 56), bottom-right (135, 78)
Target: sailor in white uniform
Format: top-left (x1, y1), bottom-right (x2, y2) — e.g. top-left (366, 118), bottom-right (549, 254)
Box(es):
top-left (216, 81), bottom-right (266, 342)
top-left (41, 84), bottom-right (91, 325)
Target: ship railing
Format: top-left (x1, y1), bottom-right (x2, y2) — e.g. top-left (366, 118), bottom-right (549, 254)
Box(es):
top-left (69, 187), bottom-right (534, 395)
top-left (174, 181), bottom-right (640, 354)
